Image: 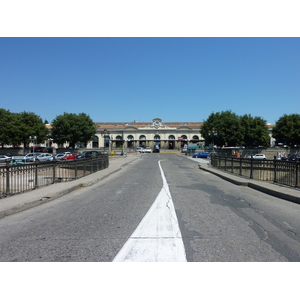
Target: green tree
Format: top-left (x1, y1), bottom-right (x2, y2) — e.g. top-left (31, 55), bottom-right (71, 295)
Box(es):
top-left (0, 109), bottom-right (15, 147)
top-left (201, 111), bottom-right (243, 147)
top-left (240, 114), bottom-right (270, 147)
top-left (12, 111), bottom-right (49, 148)
top-left (51, 112), bottom-right (96, 148)
top-left (272, 114), bottom-right (300, 147)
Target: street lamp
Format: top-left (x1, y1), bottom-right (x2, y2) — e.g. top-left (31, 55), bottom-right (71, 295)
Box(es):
top-left (101, 129), bottom-right (110, 154)
top-left (29, 136), bottom-right (37, 153)
top-left (208, 129), bottom-right (217, 151)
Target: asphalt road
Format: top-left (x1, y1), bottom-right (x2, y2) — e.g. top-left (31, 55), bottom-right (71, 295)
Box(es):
top-left (1, 153), bottom-right (300, 262)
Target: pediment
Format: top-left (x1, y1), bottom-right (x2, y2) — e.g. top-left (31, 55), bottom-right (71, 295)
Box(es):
top-left (124, 126), bottom-right (139, 130)
top-left (177, 126), bottom-right (192, 130)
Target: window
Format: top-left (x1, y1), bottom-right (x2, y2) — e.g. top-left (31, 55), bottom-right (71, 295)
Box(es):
top-left (169, 135), bottom-right (175, 140)
top-left (154, 135), bottom-right (160, 140)
top-left (139, 135), bottom-right (146, 140)
top-left (127, 135), bottom-right (134, 140)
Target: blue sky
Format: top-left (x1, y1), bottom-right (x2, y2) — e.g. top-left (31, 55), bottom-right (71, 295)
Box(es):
top-left (1, 37), bottom-right (299, 125)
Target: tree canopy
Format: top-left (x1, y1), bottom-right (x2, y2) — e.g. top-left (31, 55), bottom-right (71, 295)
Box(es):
top-left (240, 114), bottom-right (270, 147)
top-left (51, 112), bottom-right (96, 148)
top-left (272, 114), bottom-right (300, 147)
top-left (201, 111), bottom-right (243, 147)
top-left (0, 110), bottom-right (48, 148)
top-left (201, 111), bottom-right (270, 147)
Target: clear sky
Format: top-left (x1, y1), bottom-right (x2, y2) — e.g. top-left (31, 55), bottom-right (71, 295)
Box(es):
top-left (1, 37), bottom-right (299, 125)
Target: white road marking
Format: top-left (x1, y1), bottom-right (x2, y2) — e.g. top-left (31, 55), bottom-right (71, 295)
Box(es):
top-left (113, 160), bottom-right (187, 262)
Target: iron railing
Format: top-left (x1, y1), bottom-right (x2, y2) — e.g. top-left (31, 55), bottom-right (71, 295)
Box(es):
top-left (0, 155), bottom-right (109, 198)
top-left (210, 155), bottom-right (300, 188)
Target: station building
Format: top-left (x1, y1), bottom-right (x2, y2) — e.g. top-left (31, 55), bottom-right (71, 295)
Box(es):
top-left (91, 118), bottom-right (204, 150)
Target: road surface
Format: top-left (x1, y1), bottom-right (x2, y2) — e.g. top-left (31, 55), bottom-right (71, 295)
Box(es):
top-left (1, 153), bottom-right (300, 261)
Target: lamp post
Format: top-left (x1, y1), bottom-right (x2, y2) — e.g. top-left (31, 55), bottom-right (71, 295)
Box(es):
top-left (29, 136), bottom-right (37, 153)
top-left (208, 129), bottom-right (217, 151)
top-left (101, 129), bottom-right (110, 154)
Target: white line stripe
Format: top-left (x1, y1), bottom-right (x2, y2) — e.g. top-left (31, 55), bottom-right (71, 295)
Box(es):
top-left (113, 160), bottom-right (187, 262)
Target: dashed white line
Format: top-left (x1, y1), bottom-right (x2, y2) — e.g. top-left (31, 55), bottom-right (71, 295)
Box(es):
top-left (113, 160), bottom-right (187, 262)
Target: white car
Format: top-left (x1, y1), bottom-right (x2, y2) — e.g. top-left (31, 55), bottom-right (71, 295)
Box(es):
top-left (144, 147), bottom-right (152, 153)
top-left (36, 153), bottom-right (54, 162)
top-left (0, 155), bottom-right (11, 162)
top-left (54, 153), bottom-right (66, 160)
top-left (247, 154), bottom-right (267, 160)
top-left (24, 153), bottom-right (40, 162)
top-left (135, 147), bottom-right (145, 153)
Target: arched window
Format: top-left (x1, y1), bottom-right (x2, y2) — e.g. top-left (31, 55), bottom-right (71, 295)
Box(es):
top-left (154, 135), bottom-right (160, 140)
top-left (193, 135), bottom-right (199, 140)
top-left (116, 135), bottom-right (123, 140)
top-left (139, 135), bottom-right (146, 140)
top-left (181, 135), bottom-right (187, 140)
top-left (127, 135), bottom-right (134, 140)
top-left (169, 135), bottom-right (175, 140)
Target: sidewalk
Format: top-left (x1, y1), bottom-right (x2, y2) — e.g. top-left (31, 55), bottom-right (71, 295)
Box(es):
top-left (197, 160), bottom-right (300, 205)
top-left (0, 155), bottom-right (141, 220)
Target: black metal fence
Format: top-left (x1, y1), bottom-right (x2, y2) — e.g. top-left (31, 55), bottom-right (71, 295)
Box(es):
top-left (0, 155), bottom-right (109, 198)
top-left (210, 154), bottom-right (300, 188)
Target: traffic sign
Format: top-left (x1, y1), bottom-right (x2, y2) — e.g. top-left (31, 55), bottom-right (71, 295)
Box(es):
top-left (12, 156), bottom-right (25, 165)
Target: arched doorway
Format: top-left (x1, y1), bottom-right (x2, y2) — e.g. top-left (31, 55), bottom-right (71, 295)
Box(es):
top-left (127, 135), bottom-right (134, 148)
top-left (139, 135), bottom-right (146, 147)
top-left (181, 135), bottom-right (188, 148)
top-left (92, 135), bottom-right (99, 148)
top-left (168, 135), bottom-right (175, 149)
top-left (115, 135), bottom-right (123, 148)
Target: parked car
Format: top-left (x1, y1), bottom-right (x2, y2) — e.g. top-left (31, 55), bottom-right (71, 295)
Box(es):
top-left (192, 152), bottom-right (210, 158)
top-left (60, 153), bottom-right (77, 160)
top-left (247, 154), bottom-right (267, 160)
top-left (135, 147), bottom-right (144, 153)
top-left (33, 147), bottom-right (47, 153)
top-left (284, 154), bottom-right (300, 162)
top-left (144, 147), bottom-right (152, 153)
top-left (77, 151), bottom-right (101, 159)
top-left (54, 153), bottom-right (66, 160)
top-left (24, 153), bottom-right (40, 162)
top-left (153, 145), bottom-right (160, 153)
top-left (0, 155), bottom-right (12, 162)
top-left (36, 153), bottom-right (54, 162)
top-left (42, 147), bottom-right (54, 153)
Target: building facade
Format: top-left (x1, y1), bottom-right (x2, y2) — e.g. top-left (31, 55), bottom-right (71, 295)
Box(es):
top-left (91, 118), bottom-right (204, 150)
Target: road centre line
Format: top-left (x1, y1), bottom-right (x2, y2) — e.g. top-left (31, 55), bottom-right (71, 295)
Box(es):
top-left (113, 160), bottom-right (187, 262)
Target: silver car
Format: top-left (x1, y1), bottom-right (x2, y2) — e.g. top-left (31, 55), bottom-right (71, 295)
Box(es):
top-left (24, 153), bottom-right (40, 162)
top-left (36, 153), bottom-right (54, 162)
top-left (54, 153), bottom-right (66, 160)
top-left (0, 155), bottom-right (12, 162)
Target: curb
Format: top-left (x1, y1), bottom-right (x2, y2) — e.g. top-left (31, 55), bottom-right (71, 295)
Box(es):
top-left (198, 163), bottom-right (300, 205)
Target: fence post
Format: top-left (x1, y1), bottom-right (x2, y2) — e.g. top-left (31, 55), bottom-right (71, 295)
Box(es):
top-left (295, 162), bottom-right (299, 187)
top-left (273, 158), bottom-right (277, 183)
top-left (250, 158), bottom-right (253, 179)
top-left (75, 161), bottom-right (78, 179)
top-left (35, 164), bottom-right (38, 189)
top-left (239, 157), bottom-right (242, 176)
top-left (231, 157), bottom-right (233, 173)
top-left (6, 165), bottom-right (10, 195)
top-left (52, 161), bottom-right (56, 184)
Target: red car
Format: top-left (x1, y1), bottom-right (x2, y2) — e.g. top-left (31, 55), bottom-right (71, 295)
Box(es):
top-left (60, 153), bottom-right (77, 160)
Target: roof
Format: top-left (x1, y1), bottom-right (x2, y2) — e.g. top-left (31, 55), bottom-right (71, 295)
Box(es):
top-left (95, 121), bottom-right (203, 130)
